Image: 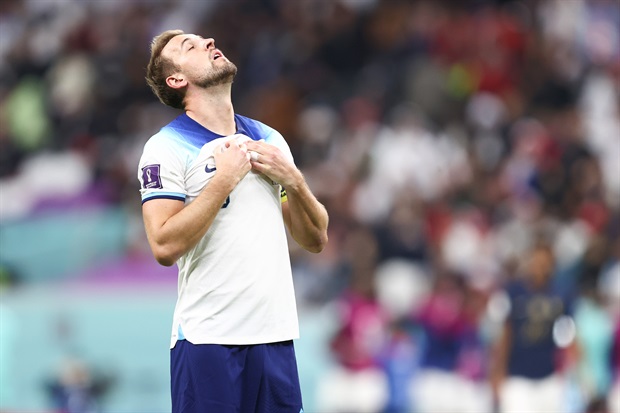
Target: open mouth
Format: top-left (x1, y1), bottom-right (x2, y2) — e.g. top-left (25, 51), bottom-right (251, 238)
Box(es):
top-left (213, 51), bottom-right (222, 60)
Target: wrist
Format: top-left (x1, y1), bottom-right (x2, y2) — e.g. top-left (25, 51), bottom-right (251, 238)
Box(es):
top-left (211, 171), bottom-right (239, 193)
top-left (282, 169), bottom-right (304, 193)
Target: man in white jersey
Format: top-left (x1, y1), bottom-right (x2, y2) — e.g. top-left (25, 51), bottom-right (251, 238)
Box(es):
top-left (138, 29), bottom-right (328, 413)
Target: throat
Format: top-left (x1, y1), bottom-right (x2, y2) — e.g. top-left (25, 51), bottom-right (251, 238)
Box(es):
top-left (185, 101), bottom-right (235, 136)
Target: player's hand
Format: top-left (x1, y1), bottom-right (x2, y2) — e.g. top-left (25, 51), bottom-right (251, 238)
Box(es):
top-left (213, 137), bottom-right (251, 185)
top-left (245, 140), bottom-right (302, 188)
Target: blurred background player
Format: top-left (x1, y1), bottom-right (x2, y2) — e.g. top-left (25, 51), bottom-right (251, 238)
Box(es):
top-left (490, 241), bottom-right (577, 413)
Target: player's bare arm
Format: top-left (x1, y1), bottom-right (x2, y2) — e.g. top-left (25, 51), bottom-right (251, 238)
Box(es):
top-left (142, 139), bottom-right (251, 266)
top-left (246, 140), bottom-right (328, 253)
top-left (489, 321), bottom-right (511, 406)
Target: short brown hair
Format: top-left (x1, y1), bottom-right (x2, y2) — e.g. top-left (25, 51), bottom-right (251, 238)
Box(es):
top-left (146, 29), bottom-right (186, 109)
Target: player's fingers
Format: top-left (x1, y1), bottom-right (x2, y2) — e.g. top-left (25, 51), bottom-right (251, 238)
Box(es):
top-left (249, 151), bottom-right (259, 162)
top-left (250, 160), bottom-right (271, 174)
top-left (225, 138), bottom-right (240, 149)
top-left (246, 140), bottom-right (267, 151)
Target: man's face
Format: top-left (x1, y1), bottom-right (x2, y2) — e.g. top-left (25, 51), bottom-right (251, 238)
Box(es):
top-left (527, 247), bottom-right (555, 287)
top-left (162, 34), bottom-right (237, 89)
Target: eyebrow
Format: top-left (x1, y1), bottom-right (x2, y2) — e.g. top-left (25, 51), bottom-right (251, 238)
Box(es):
top-left (180, 37), bottom-right (192, 50)
top-left (180, 35), bottom-right (203, 51)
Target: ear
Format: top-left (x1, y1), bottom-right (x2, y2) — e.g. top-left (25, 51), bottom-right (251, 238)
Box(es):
top-left (166, 74), bottom-right (187, 90)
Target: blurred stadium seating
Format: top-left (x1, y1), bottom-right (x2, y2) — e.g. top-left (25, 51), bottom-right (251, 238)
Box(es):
top-left (1, 0), bottom-right (619, 412)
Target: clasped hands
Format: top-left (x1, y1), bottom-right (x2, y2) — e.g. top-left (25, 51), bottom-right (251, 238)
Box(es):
top-left (214, 134), bottom-right (301, 189)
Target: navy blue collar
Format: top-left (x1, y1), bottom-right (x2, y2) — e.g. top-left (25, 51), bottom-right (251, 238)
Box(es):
top-left (168, 113), bottom-right (254, 148)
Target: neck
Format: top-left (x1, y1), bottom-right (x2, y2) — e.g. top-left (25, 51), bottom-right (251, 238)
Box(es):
top-left (184, 84), bottom-right (235, 136)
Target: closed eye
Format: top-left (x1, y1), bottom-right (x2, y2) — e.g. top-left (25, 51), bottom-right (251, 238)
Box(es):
top-left (181, 37), bottom-right (197, 52)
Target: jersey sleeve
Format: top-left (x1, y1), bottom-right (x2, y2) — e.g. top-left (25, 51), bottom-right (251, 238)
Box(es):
top-left (137, 134), bottom-right (187, 204)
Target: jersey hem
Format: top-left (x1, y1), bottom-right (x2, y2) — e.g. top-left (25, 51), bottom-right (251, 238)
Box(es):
top-left (170, 333), bottom-right (300, 349)
top-left (142, 194), bottom-right (186, 204)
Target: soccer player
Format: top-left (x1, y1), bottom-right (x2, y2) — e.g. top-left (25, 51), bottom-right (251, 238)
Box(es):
top-left (490, 242), bottom-right (575, 413)
top-left (137, 29), bottom-right (328, 413)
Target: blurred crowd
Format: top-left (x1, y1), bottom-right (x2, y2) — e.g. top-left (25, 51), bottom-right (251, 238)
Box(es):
top-left (1, 0), bottom-right (619, 412)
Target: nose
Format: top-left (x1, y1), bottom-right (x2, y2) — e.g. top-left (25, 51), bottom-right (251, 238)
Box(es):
top-left (203, 38), bottom-right (215, 50)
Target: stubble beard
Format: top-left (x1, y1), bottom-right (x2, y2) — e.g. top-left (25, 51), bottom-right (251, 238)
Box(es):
top-left (195, 61), bottom-right (238, 89)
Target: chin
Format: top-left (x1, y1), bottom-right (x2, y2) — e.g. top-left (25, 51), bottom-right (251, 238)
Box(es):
top-left (196, 66), bottom-right (237, 88)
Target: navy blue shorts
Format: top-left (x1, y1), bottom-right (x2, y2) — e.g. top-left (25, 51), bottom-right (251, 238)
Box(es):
top-left (171, 339), bottom-right (303, 413)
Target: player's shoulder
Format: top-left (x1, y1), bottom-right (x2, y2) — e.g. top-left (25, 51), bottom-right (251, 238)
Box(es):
top-left (143, 117), bottom-right (194, 155)
top-left (504, 279), bottom-right (532, 301)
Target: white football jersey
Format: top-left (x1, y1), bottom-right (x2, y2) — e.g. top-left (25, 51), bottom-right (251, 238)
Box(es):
top-left (138, 114), bottom-right (299, 347)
